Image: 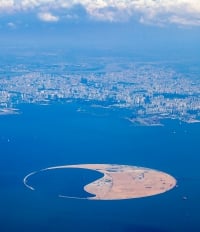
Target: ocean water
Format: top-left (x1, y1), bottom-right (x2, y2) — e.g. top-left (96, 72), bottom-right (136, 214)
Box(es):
top-left (0, 103), bottom-right (200, 232)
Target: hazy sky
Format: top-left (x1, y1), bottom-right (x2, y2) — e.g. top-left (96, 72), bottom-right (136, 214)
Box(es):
top-left (0, 0), bottom-right (200, 54)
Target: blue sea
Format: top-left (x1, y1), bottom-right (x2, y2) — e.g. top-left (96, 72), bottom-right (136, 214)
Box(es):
top-left (0, 103), bottom-right (200, 231)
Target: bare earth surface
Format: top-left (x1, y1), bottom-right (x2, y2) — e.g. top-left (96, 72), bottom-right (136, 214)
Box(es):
top-left (24, 164), bottom-right (176, 200)
top-left (0, 108), bottom-right (20, 115)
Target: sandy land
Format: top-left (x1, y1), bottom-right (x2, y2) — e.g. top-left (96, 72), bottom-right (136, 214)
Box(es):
top-left (24, 164), bottom-right (176, 200)
top-left (0, 108), bottom-right (20, 115)
top-left (49, 164), bottom-right (176, 200)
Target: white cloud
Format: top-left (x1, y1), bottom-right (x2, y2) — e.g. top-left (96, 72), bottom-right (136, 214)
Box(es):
top-left (0, 0), bottom-right (14, 11)
top-left (0, 0), bottom-right (200, 26)
top-left (169, 15), bottom-right (200, 27)
top-left (38, 12), bottom-right (59, 22)
top-left (7, 22), bottom-right (16, 27)
top-left (131, 0), bottom-right (200, 26)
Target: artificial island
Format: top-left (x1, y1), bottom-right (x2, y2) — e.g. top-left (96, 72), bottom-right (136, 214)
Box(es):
top-left (24, 164), bottom-right (176, 200)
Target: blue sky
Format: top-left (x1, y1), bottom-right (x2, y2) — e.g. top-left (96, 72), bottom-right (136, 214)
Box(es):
top-left (0, 0), bottom-right (200, 55)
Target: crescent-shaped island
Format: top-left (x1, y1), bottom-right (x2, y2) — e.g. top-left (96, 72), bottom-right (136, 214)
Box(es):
top-left (24, 164), bottom-right (177, 200)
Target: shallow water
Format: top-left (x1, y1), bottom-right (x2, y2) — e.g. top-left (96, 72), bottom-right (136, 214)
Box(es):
top-left (27, 168), bottom-right (103, 198)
